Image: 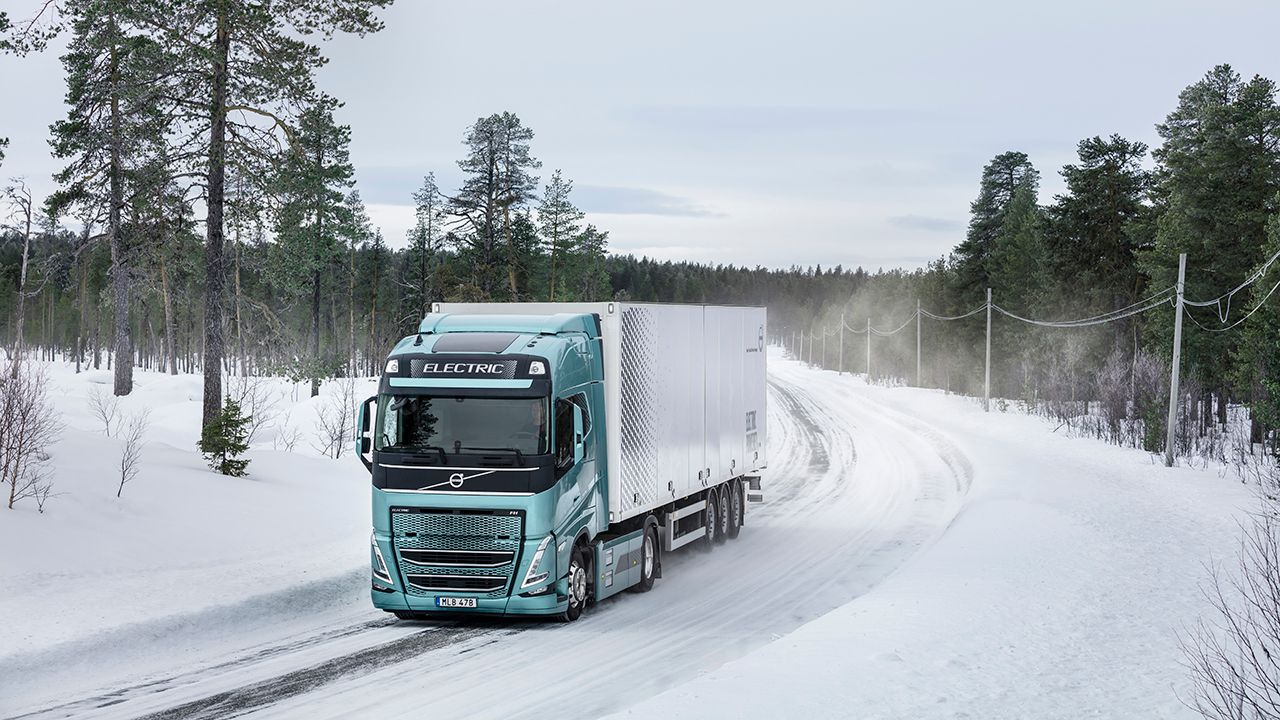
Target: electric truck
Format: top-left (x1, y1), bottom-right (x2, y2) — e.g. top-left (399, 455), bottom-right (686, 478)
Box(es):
top-left (358, 302), bottom-right (767, 621)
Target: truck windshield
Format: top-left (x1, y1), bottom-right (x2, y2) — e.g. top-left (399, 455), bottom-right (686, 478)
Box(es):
top-left (375, 395), bottom-right (549, 457)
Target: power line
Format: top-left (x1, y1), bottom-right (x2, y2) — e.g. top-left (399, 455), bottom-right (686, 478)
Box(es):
top-left (1182, 276), bottom-right (1280, 333)
top-left (993, 292), bottom-right (1174, 328)
top-left (1184, 246), bottom-right (1280, 314)
top-left (871, 311), bottom-right (918, 337)
top-left (920, 306), bottom-right (987, 321)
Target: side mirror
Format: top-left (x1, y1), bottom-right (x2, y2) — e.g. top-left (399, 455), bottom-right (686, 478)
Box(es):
top-left (357, 396), bottom-right (376, 471)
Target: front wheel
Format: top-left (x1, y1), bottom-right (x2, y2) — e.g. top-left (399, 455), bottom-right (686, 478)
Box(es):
top-left (560, 546), bottom-right (590, 622)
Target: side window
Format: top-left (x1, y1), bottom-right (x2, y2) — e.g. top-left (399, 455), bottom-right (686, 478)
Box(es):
top-left (554, 399), bottom-right (574, 470)
top-left (569, 393), bottom-right (591, 437)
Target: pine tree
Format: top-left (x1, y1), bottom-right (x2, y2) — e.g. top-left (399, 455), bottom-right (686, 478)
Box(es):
top-left (1234, 199), bottom-right (1280, 447)
top-left (575, 224), bottom-right (611, 301)
top-left (991, 181), bottom-right (1050, 313)
top-left (955, 151), bottom-right (1039, 299)
top-left (448, 112), bottom-right (541, 300)
top-left (1145, 65), bottom-right (1280, 425)
top-left (131, 0), bottom-right (391, 428)
top-left (47, 1), bottom-right (170, 397)
top-left (1048, 135), bottom-right (1152, 310)
top-left (198, 397), bottom-right (251, 476)
top-left (407, 173), bottom-right (445, 316)
top-left (272, 100), bottom-right (355, 396)
top-left (538, 170), bottom-right (584, 300)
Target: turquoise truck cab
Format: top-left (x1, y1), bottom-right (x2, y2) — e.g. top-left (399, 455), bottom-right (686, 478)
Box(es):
top-left (359, 311), bottom-right (616, 620)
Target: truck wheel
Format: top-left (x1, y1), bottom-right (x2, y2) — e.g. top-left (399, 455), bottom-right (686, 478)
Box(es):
top-left (727, 479), bottom-right (743, 539)
top-left (560, 546), bottom-right (589, 622)
top-left (702, 491), bottom-right (719, 549)
top-left (630, 524), bottom-right (659, 593)
top-left (714, 485), bottom-right (730, 544)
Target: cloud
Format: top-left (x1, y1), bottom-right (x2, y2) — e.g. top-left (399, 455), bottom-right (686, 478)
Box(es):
top-left (575, 185), bottom-right (721, 218)
top-left (887, 214), bottom-right (963, 233)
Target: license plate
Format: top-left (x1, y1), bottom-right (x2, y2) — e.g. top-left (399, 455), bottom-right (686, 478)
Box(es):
top-left (436, 597), bottom-right (477, 608)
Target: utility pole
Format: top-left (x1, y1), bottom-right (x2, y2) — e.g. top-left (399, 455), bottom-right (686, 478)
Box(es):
top-left (1165, 253), bottom-right (1187, 467)
top-left (915, 299), bottom-right (921, 387)
top-left (838, 312), bottom-right (845, 374)
top-left (984, 287), bottom-right (992, 412)
top-left (865, 317), bottom-right (871, 378)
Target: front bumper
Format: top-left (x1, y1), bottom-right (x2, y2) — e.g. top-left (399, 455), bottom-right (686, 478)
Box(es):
top-left (371, 531), bottom-right (566, 618)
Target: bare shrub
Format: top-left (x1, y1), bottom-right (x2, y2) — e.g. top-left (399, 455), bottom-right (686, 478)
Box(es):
top-left (2, 360), bottom-right (62, 511)
top-left (313, 376), bottom-right (356, 459)
top-left (1183, 498), bottom-right (1280, 720)
top-left (272, 411), bottom-right (303, 453)
top-left (227, 374), bottom-right (279, 444)
top-left (117, 409), bottom-right (150, 498)
top-left (87, 384), bottom-right (121, 436)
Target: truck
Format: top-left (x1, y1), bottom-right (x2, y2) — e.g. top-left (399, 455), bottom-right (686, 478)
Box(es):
top-left (357, 302), bottom-right (767, 621)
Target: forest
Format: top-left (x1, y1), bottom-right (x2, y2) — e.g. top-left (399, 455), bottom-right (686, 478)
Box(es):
top-left (1, 2), bottom-right (1278, 460)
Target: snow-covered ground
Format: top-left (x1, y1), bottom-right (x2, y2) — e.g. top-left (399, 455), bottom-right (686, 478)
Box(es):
top-left (610, 356), bottom-right (1256, 719)
top-left (0, 351), bottom-right (1256, 719)
top-left (0, 364), bottom-right (377, 714)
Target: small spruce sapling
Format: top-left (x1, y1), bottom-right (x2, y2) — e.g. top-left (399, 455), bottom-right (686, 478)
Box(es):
top-left (198, 397), bottom-right (251, 476)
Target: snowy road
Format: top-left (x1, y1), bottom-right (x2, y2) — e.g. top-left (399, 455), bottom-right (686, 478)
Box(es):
top-left (8, 357), bottom-right (969, 719)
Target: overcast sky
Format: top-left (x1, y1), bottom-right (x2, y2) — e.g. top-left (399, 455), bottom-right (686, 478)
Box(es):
top-left (3, 0), bottom-right (1279, 270)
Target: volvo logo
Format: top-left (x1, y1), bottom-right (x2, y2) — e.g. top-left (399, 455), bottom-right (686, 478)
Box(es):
top-left (417, 469), bottom-right (497, 492)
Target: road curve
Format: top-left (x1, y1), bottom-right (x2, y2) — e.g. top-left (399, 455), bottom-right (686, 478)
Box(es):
top-left (13, 357), bottom-right (970, 720)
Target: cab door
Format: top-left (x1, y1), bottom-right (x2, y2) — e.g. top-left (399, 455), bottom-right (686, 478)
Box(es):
top-left (553, 392), bottom-right (595, 539)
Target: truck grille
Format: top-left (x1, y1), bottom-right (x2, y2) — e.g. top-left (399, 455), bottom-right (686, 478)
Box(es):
top-left (405, 574), bottom-right (508, 593)
top-left (390, 508), bottom-right (524, 599)
top-left (400, 549), bottom-right (515, 567)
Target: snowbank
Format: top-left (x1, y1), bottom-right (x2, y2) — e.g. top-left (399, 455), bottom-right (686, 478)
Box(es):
top-left (0, 363), bottom-right (377, 710)
top-left (609, 355), bottom-right (1255, 719)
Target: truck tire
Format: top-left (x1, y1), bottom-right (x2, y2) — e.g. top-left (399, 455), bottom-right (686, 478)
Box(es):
top-left (560, 546), bottom-right (590, 622)
top-left (727, 479), bottom-right (743, 539)
top-left (629, 523), bottom-right (659, 593)
top-left (701, 491), bottom-right (719, 550)
top-left (714, 485), bottom-right (730, 544)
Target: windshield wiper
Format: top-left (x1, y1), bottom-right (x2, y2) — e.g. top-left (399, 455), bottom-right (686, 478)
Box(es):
top-left (455, 446), bottom-right (525, 466)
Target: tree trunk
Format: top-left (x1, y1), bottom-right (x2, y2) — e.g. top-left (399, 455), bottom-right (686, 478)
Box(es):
top-left (160, 254), bottom-right (177, 375)
top-left (10, 192), bottom-right (32, 378)
top-left (348, 242), bottom-right (355, 377)
top-left (235, 231), bottom-right (244, 376)
top-left (202, 12), bottom-right (230, 425)
top-left (311, 267), bottom-right (321, 397)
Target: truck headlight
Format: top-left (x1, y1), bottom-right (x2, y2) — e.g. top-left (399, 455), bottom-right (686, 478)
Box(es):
top-left (520, 534), bottom-right (555, 589)
top-left (371, 532), bottom-right (393, 586)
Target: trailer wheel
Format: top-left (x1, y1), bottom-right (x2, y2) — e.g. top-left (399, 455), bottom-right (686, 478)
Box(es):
top-left (701, 491), bottom-right (719, 550)
top-left (630, 523), bottom-right (659, 593)
top-left (727, 479), bottom-right (743, 539)
top-left (560, 546), bottom-right (590, 622)
top-left (714, 485), bottom-right (730, 544)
